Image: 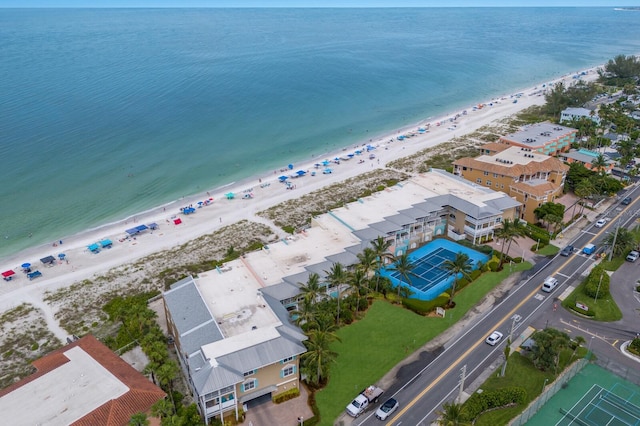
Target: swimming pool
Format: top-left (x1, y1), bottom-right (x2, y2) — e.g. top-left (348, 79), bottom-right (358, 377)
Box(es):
top-left (380, 239), bottom-right (490, 301)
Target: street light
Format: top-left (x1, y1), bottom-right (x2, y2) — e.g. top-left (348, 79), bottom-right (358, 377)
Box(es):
top-left (595, 269), bottom-right (604, 303)
top-left (542, 378), bottom-right (549, 394)
top-left (298, 416), bottom-right (304, 426)
top-left (536, 238), bottom-right (541, 252)
top-left (608, 220), bottom-right (622, 262)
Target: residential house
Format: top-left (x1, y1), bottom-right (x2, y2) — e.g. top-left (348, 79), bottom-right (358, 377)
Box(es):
top-left (560, 107), bottom-right (600, 125)
top-left (559, 149), bottom-right (614, 173)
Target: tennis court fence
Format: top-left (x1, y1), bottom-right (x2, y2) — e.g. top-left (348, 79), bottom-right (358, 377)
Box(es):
top-left (592, 356), bottom-right (640, 387)
top-left (509, 358), bottom-right (588, 426)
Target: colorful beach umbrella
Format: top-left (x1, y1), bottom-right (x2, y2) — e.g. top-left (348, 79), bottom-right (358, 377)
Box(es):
top-left (21, 263), bottom-right (31, 268)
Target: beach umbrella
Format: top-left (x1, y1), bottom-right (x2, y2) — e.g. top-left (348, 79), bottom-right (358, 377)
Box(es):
top-left (322, 160), bottom-right (330, 166)
top-left (225, 192), bottom-right (235, 199)
top-left (288, 163), bottom-right (294, 170)
top-left (279, 175), bottom-right (288, 182)
top-left (197, 201), bottom-right (203, 205)
top-left (347, 153), bottom-right (355, 158)
top-left (296, 170), bottom-right (306, 176)
top-left (21, 263), bottom-right (31, 268)
top-left (58, 253), bottom-right (66, 259)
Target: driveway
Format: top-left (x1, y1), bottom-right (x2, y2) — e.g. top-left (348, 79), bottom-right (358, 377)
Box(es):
top-left (243, 383), bottom-right (314, 426)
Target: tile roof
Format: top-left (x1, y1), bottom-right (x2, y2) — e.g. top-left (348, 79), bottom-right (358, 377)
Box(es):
top-left (510, 180), bottom-right (561, 197)
top-left (0, 335), bottom-right (165, 426)
top-left (480, 142), bottom-right (510, 153)
top-left (453, 155), bottom-right (568, 177)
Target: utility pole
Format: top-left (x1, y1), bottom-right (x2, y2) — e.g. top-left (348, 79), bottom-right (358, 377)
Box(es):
top-left (609, 220), bottom-right (621, 262)
top-left (595, 269), bottom-right (604, 303)
top-left (457, 365), bottom-right (467, 403)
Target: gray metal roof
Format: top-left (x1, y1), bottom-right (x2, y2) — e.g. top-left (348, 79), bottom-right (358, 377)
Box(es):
top-left (164, 277), bottom-right (224, 348)
top-left (384, 213), bottom-right (418, 227)
top-left (352, 227), bottom-right (386, 241)
top-left (368, 220), bottom-right (401, 233)
top-left (305, 260), bottom-right (333, 277)
top-left (261, 282), bottom-right (300, 301)
top-left (217, 334), bottom-right (307, 374)
top-left (326, 250), bottom-right (359, 266)
top-left (281, 270), bottom-right (311, 286)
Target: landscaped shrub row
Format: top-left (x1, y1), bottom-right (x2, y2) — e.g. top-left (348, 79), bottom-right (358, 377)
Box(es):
top-left (570, 306), bottom-right (596, 317)
top-left (402, 294), bottom-right (449, 315)
top-left (463, 387), bottom-right (527, 420)
top-left (273, 387), bottom-right (300, 403)
top-left (629, 338), bottom-right (640, 357)
top-left (524, 224), bottom-right (551, 245)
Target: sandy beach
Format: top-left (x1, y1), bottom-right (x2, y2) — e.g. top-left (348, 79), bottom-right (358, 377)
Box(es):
top-left (0, 66), bottom-right (601, 341)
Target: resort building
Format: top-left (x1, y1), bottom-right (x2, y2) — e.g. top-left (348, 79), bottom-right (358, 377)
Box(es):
top-left (163, 273), bottom-right (307, 424)
top-left (453, 146), bottom-right (569, 223)
top-left (560, 107), bottom-right (600, 125)
top-left (559, 149), bottom-right (615, 173)
top-left (0, 335), bottom-right (166, 426)
top-left (497, 122), bottom-right (577, 156)
top-left (162, 170), bottom-right (521, 417)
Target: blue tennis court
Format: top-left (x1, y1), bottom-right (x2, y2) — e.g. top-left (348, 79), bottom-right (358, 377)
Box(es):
top-left (379, 238), bottom-right (489, 301)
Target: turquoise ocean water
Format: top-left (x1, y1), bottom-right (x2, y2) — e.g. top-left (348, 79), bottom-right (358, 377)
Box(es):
top-left (2, 7), bottom-right (640, 260)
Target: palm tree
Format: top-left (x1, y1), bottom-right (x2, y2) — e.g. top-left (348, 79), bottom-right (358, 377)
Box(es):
top-left (292, 297), bottom-right (317, 328)
top-left (357, 247), bottom-right (377, 279)
top-left (349, 269), bottom-right (368, 313)
top-left (128, 413), bottom-right (150, 426)
top-left (156, 361), bottom-right (179, 407)
top-left (574, 179), bottom-right (596, 216)
top-left (301, 325), bottom-right (341, 386)
top-left (388, 253), bottom-right (417, 298)
top-left (299, 272), bottom-right (323, 303)
top-left (442, 252), bottom-right (473, 307)
top-left (325, 263), bottom-right (348, 325)
top-left (151, 398), bottom-right (175, 419)
top-left (436, 401), bottom-right (469, 426)
top-left (603, 226), bottom-right (636, 257)
top-left (494, 219), bottom-right (525, 268)
top-left (591, 153), bottom-right (608, 175)
top-left (370, 236), bottom-right (394, 293)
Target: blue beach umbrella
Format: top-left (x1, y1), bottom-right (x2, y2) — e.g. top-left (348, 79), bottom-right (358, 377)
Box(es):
top-left (322, 160), bottom-right (330, 166)
top-left (21, 263), bottom-right (31, 268)
top-left (288, 163), bottom-right (294, 170)
top-left (58, 253), bottom-right (66, 259)
top-left (279, 175), bottom-right (288, 182)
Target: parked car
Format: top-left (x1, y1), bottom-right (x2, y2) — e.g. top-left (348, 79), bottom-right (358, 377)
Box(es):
top-left (485, 331), bottom-right (503, 346)
top-left (595, 218), bottom-right (607, 228)
top-left (626, 251), bottom-right (640, 262)
top-left (560, 245), bottom-right (574, 257)
top-left (622, 197), bottom-right (632, 205)
top-left (375, 398), bottom-right (399, 421)
top-left (583, 244), bottom-right (597, 255)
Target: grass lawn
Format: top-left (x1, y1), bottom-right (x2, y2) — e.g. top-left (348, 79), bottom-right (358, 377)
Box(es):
top-left (561, 279), bottom-right (622, 322)
top-left (600, 256), bottom-right (626, 271)
top-left (536, 244), bottom-right (559, 256)
top-left (473, 348), bottom-right (586, 426)
top-left (314, 262), bottom-right (533, 425)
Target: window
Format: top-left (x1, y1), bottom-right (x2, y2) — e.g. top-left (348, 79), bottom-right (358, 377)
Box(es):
top-left (281, 356), bottom-right (296, 363)
top-left (243, 369), bottom-right (256, 377)
top-left (483, 171), bottom-right (489, 176)
top-left (501, 184), bottom-right (504, 189)
top-left (486, 180), bottom-right (492, 186)
top-left (476, 178), bottom-right (482, 184)
top-left (242, 379), bottom-right (257, 392)
top-left (282, 364), bottom-right (296, 378)
top-left (493, 173), bottom-right (498, 178)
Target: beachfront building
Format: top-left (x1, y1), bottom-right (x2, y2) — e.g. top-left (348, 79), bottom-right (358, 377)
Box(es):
top-left (497, 122), bottom-right (577, 156)
top-left (259, 169), bottom-right (520, 309)
top-left (559, 149), bottom-right (615, 174)
top-left (0, 335), bottom-right (166, 426)
top-left (560, 107), bottom-right (600, 125)
top-left (453, 146), bottom-right (569, 223)
top-left (163, 274), bottom-right (307, 424)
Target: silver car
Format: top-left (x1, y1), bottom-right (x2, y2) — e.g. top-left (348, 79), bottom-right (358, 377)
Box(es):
top-left (375, 398), bottom-right (399, 421)
top-left (485, 331), bottom-right (503, 346)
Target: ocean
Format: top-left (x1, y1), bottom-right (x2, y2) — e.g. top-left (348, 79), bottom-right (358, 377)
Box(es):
top-left (1, 7), bottom-right (640, 260)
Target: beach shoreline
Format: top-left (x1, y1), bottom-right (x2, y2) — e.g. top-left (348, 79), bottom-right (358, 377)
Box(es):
top-left (0, 64), bottom-right (602, 316)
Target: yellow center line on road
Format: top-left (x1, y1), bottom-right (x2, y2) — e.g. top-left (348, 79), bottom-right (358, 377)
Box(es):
top-left (384, 211), bottom-right (622, 425)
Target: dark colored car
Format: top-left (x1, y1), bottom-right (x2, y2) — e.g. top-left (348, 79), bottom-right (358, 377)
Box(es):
top-left (560, 245), bottom-right (574, 257)
top-left (622, 197), bottom-right (632, 205)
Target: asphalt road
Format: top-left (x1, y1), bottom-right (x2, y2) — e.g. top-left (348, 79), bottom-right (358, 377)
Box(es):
top-left (351, 185), bottom-right (640, 426)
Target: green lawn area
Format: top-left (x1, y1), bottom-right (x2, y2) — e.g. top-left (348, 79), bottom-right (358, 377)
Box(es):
top-left (314, 262), bottom-right (533, 425)
top-left (536, 244), bottom-right (559, 256)
top-left (473, 348), bottom-right (586, 425)
top-left (561, 278), bottom-right (622, 322)
top-left (600, 256), bottom-right (626, 271)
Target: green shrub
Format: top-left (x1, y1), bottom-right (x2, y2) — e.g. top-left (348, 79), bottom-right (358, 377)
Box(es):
top-left (636, 285), bottom-right (640, 292)
top-left (31, 343), bottom-right (39, 351)
top-left (584, 265), bottom-right (610, 299)
top-left (273, 387), bottom-right (301, 404)
top-left (571, 305), bottom-right (596, 317)
top-left (524, 224), bottom-right (550, 245)
top-left (463, 387), bottom-right (527, 420)
top-left (488, 261), bottom-right (499, 272)
top-left (512, 257), bottom-right (523, 264)
top-left (455, 277), bottom-right (471, 292)
top-left (469, 269), bottom-right (482, 280)
top-left (402, 294), bottom-right (449, 315)
top-left (629, 338), bottom-right (640, 356)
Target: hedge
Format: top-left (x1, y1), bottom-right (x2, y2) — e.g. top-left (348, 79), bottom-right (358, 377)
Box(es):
top-left (584, 265), bottom-right (610, 299)
top-left (570, 306), bottom-right (596, 317)
top-left (463, 387), bottom-right (527, 420)
top-left (273, 387), bottom-right (300, 404)
top-left (402, 293), bottom-right (449, 315)
top-left (524, 224), bottom-right (551, 245)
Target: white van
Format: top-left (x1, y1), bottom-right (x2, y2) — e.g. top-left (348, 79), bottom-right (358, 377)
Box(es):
top-left (541, 276), bottom-right (559, 293)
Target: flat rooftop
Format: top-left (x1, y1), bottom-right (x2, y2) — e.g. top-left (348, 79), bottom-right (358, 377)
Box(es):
top-left (502, 122), bottom-right (575, 147)
top-left (0, 346), bottom-right (128, 425)
top-left (411, 170), bottom-right (504, 204)
top-left (474, 146), bottom-right (551, 166)
top-left (196, 267), bottom-right (281, 339)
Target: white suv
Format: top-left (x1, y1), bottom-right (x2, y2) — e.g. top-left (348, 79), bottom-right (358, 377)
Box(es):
top-left (626, 251), bottom-right (639, 262)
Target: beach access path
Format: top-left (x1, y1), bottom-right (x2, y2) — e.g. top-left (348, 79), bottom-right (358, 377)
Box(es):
top-left (0, 69), bottom-right (600, 343)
